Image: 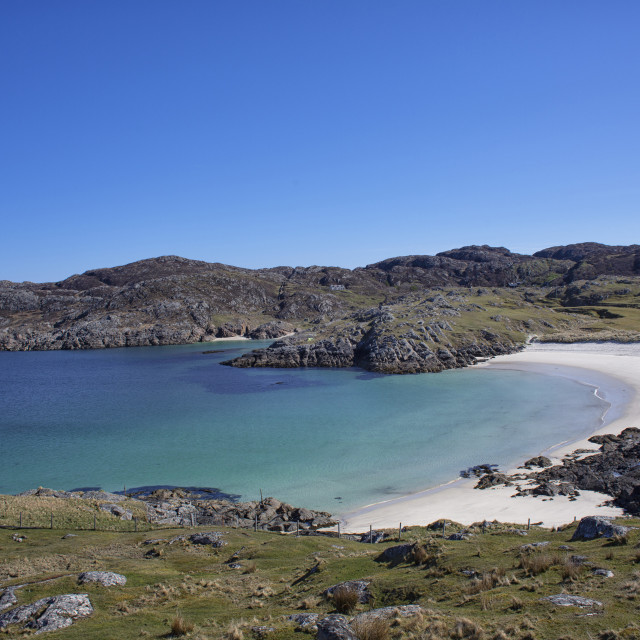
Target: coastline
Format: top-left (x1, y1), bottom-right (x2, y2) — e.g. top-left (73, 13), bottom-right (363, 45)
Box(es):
top-left (341, 342), bottom-right (640, 531)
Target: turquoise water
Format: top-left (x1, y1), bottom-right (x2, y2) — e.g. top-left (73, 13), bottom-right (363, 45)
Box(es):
top-left (0, 340), bottom-right (607, 512)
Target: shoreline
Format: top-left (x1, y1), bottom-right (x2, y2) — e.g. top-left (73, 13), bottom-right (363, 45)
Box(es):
top-left (341, 342), bottom-right (640, 531)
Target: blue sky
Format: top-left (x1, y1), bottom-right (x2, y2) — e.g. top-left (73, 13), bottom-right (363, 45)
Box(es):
top-left (2, 1), bottom-right (639, 282)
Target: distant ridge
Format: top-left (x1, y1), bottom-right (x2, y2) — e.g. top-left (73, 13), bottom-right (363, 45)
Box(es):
top-left (1, 242), bottom-right (639, 372)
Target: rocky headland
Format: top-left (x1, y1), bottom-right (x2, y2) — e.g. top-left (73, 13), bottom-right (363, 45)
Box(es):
top-left (2, 242), bottom-right (640, 373)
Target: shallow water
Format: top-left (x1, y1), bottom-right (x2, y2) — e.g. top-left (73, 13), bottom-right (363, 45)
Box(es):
top-left (0, 341), bottom-right (607, 512)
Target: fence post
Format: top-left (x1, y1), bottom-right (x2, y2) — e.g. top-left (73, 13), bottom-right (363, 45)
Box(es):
top-left (51, 512), bottom-right (53, 530)
top-left (398, 522), bottom-right (402, 541)
top-left (527, 518), bottom-right (531, 531)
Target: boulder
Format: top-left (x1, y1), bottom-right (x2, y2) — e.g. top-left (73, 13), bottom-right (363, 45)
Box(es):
top-left (522, 456), bottom-right (553, 469)
top-left (0, 589), bottom-right (17, 613)
top-left (593, 568), bottom-right (614, 578)
top-left (360, 530), bottom-right (385, 544)
top-left (99, 503), bottom-right (133, 520)
top-left (570, 516), bottom-right (629, 541)
top-left (189, 532), bottom-right (227, 547)
top-left (325, 580), bottom-right (371, 604)
top-left (351, 605), bottom-right (423, 624)
top-left (543, 594), bottom-right (603, 608)
top-left (288, 613), bottom-right (319, 629)
top-left (377, 543), bottom-right (415, 563)
top-left (0, 594), bottom-right (93, 634)
top-left (316, 614), bottom-right (358, 640)
top-left (78, 571), bottom-right (127, 587)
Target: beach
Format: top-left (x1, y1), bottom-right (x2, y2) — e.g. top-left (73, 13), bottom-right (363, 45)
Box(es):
top-left (341, 342), bottom-right (640, 531)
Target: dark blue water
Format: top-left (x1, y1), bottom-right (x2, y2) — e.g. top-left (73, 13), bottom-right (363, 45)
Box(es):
top-left (0, 340), bottom-right (606, 511)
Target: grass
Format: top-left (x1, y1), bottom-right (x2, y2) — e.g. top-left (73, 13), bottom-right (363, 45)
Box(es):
top-left (2, 498), bottom-right (640, 638)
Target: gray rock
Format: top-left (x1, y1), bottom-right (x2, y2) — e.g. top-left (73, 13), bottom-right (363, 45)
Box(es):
top-left (325, 580), bottom-right (371, 604)
top-left (316, 614), bottom-right (357, 640)
top-left (227, 563), bottom-right (242, 569)
top-left (288, 612), bottom-right (319, 629)
top-left (360, 530), bottom-right (385, 544)
top-left (189, 532), bottom-right (227, 547)
top-left (593, 568), bottom-right (614, 578)
top-left (570, 555), bottom-right (589, 564)
top-left (99, 503), bottom-right (133, 520)
top-left (377, 543), bottom-right (414, 563)
top-left (571, 516), bottom-right (629, 541)
top-left (351, 605), bottom-right (423, 624)
top-left (448, 532), bottom-right (472, 541)
top-left (251, 625), bottom-right (275, 637)
top-left (62, 534), bottom-right (78, 539)
top-left (520, 541), bottom-right (549, 551)
top-left (78, 571), bottom-right (126, 586)
top-left (522, 456), bottom-right (553, 469)
top-left (0, 589), bottom-right (17, 613)
top-left (543, 594), bottom-right (603, 608)
top-left (0, 594), bottom-right (93, 634)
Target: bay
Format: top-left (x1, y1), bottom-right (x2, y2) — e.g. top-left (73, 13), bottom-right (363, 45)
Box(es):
top-left (0, 340), bottom-right (606, 512)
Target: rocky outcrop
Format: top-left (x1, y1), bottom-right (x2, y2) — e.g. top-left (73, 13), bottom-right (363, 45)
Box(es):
top-left (224, 324), bottom-right (521, 374)
top-left (78, 571), bottom-right (127, 586)
top-left (530, 428), bottom-right (640, 514)
top-left (571, 516), bottom-right (629, 541)
top-left (0, 594), bottom-right (93, 634)
top-left (316, 614), bottom-right (358, 640)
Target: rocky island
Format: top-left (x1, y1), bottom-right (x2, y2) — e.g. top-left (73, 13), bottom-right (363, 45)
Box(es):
top-left (2, 242), bottom-right (640, 373)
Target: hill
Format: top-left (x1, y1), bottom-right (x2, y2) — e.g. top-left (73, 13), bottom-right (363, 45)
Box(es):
top-left (1, 243), bottom-right (640, 373)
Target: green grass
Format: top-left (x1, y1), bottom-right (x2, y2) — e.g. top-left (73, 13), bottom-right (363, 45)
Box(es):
top-left (3, 504), bottom-right (640, 639)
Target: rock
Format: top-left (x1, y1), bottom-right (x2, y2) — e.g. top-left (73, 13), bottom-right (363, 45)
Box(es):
top-left (520, 541), bottom-right (549, 551)
top-left (360, 530), bottom-right (385, 544)
top-left (475, 473), bottom-right (512, 489)
top-left (316, 614), bottom-right (358, 640)
top-left (325, 580), bottom-right (371, 604)
top-left (448, 532), bottom-right (472, 541)
top-left (62, 534), bottom-right (78, 539)
top-left (593, 568), bottom-right (614, 578)
top-left (543, 594), bottom-right (603, 608)
top-left (288, 613), bottom-right (319, 629)
top-left (377, 543), bottom-right (415, 563)
top-left (189, 532), bottom-right (227, 547)
top-left (571, 516), bottom-right (630, 541)
top-left (251, 625), bottom-right (275, 637)
top-left (0, 589), bottom-right (17, 613)
top-left (11, 534), bottom-right (26, 542)
top-left (99, 503), bottom-right (133, 520)
top-left (0, 594), bottom-right (93, 634)
top-left (570, 555), bottom-right (589, 564)
top-left (227, 563), bottom-right (242, 569)
top-left (522, 456), bottom-right (553, 469)
top-left (350, 605), bottom-right (424, 624)
top-left (78, 571), bottom-right (127, 586)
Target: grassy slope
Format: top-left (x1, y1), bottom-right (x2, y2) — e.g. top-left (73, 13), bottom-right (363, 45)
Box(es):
top-left (3, 499), bottom-right (640, 639)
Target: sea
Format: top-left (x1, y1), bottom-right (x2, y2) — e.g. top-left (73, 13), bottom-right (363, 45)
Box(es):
top-left (0, 340), bottom-right (608, 513)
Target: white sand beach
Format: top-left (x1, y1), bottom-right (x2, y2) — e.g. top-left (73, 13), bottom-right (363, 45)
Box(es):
top-left (341, 342), bottom-right (640, 531)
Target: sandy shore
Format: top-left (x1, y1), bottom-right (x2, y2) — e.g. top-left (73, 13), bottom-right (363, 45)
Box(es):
top-left (341, 342), bottom-right (640, 531)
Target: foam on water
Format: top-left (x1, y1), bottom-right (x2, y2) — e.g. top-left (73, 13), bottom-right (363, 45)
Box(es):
top-left (0, 341), bottom-right (608, 512)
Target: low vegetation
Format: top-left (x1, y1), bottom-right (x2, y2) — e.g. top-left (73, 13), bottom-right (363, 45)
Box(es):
top-left (2, 498), bottom-right (640, 639)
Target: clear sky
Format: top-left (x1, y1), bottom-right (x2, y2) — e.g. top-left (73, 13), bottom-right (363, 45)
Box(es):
top-left (2, 1), bottom-right (639, 282)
